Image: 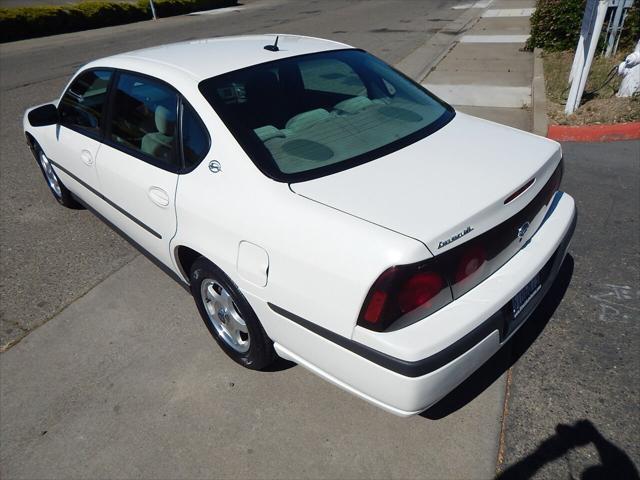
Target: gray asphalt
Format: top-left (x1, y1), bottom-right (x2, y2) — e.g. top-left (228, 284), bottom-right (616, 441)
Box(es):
top-left (0, 0), bottom-right (465, 350)
top-left (498, 140), bottom-right (640, 478)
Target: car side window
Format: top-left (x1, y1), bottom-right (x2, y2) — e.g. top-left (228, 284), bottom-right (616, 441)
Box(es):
top-left (298, 58), bottom-right (366, 97)
top-left (181, 103), bottom-right (209, 168)
top-left (59, 70), bottom-right (112, 134)
top-left (109, 73), bottom-right (179, 168)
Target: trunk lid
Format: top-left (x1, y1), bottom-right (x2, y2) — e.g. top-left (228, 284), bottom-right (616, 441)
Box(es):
top-left (290, 112), bottom-right (562, 255)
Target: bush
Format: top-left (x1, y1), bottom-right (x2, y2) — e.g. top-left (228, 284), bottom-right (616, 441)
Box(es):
top-left (526, 0), bottom-right (585, 51)
top-left (527, 0), bottom-right (640, 52)
top-left (0, 0), bottom-right (237, 43)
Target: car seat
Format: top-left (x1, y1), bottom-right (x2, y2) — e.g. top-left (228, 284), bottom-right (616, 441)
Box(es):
top-left (141, 105), bottom-right (175, 163)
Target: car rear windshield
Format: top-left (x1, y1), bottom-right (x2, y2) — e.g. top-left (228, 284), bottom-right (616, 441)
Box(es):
top-left (199, 49), bottom-right (454, 182)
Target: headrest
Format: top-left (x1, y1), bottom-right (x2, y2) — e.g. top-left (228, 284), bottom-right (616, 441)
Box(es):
top-left (333, 96), bottom-right (373, 114)
top-left (155, 105), bottom-right (176, 135)
top-left (285, 109), bottom-right (331, 131)
top-left (254, 125), bottom-right (286, 142)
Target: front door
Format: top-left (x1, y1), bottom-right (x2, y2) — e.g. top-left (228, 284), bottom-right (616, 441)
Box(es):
top-left (48, 69), bottom-right (113, 199)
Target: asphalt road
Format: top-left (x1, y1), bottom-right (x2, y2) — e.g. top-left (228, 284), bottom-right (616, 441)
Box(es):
top-left (498, 140), bottom-right (640, 479)
top-left (0, 0), bottom-right (466, 349)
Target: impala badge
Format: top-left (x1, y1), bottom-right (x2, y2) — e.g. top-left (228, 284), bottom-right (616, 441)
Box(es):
top-left (438, 226), bottom-right (474, 249)
top-left (517, 222), bottom-right (530, 241)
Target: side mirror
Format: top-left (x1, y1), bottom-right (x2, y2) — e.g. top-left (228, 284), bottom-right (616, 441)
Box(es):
top-left (28, 104), bottom-right (59, 127)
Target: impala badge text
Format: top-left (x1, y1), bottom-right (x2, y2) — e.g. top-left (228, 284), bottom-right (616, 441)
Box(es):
top-left (438, 226), bottom-right (474, 249)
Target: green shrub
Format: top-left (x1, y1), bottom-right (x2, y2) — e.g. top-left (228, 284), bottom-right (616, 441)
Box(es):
top-left (0, 0), bottom-right (236, 43)
top-left (526, 0), bottom-right (585, 51)
top-left (527, 0), bottom-right (640, 52)
top-left (619, 5), bottom-right (639, 51)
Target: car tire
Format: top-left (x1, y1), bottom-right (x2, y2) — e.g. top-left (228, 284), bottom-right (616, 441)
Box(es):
top-left (33, 143), bottom-right (82, 209)
top-left (190, 257), bottom-right (276, 370)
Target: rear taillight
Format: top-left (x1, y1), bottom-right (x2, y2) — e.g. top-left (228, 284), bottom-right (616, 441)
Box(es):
top-left (358, 158), bottom-right (565, 333)
top-left (552, 159), bottom-right (563, 192)
top-left (397, 272), bottom-right (444, 314)
top-left (542, 159), bottom-right (563, 203)
top-left (357, 262), bottom-right (452, 332)
top-left (454, 245), bottom-right (487, 283)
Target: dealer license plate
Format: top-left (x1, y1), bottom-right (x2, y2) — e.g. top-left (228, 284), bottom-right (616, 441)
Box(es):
top-left (512, 274), bottom-right (541, 319)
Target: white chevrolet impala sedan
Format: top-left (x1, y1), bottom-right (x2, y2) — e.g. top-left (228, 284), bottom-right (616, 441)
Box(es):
top-left (24, 35), bottom-right (576, 416)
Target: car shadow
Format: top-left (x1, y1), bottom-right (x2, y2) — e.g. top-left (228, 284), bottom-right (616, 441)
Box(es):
top-left (421, 254), bottom-right (575, 420)
top-left (262, 355), bottom-right (297, 372)
top-left (495, 419), bottom-right (640, 479)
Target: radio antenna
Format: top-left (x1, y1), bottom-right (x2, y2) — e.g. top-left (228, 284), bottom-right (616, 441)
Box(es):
top-left (264, 35), bottom-right (280, 52)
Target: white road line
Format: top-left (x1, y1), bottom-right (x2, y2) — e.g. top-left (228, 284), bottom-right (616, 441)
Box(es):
top-left (189, 5), bottom-right (244, 15)
top-left (422, 84), bottom-right (531, 108)
top-left (473, 0), bottom-right (494, 7)
top-left (452, 2), bottom-right (475, 8)
top-left (482, 8), bottom-right (535, 17)
top-left (452, 0), bottom-right (494, 10)
top-left (459, 34), bottom-right (530, 43)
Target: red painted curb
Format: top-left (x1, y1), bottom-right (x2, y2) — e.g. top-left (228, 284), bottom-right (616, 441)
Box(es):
top-left (547, 122), bottom-right (640, 142)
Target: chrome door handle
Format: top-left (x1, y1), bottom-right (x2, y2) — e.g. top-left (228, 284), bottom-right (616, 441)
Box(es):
top-left (80, 149), bottom-right (93, 165)
top-left (148, 187), bottom-right (170, 207)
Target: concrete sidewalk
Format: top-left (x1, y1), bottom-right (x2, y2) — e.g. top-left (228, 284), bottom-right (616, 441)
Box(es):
top-left (0, 256), bottom-right (505, 479)
top-left (423, 0), bottom-right (536, 131)
top-left (499, 140), bottom-right (640, 478)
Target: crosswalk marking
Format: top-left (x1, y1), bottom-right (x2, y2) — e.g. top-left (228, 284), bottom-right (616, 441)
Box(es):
top-left (459, 34), bottom-right (530, 43)
top-left (422, 84), bottom-right (531, 108)
top-left (452, 0), bottom-right (494, 10)
top-left (482, 8), bottom-right (535, 18)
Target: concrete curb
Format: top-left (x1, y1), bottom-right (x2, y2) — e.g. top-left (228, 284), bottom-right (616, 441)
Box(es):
top-left (532, 48), bottom-right (639, 143)
top-left (532, 47), bottom-right (549, 137)
top-left (395, 6), bottom-right (482, 82)
top-left (548, 122), bottom-right (640, 142)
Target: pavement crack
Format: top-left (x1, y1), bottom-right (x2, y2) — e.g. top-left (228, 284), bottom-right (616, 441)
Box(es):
top-left (496, 366), bottom-right (514, 474)
top-left (0, 253), bottom-right (141, 353)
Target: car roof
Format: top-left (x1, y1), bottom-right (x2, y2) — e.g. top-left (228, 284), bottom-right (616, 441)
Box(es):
top-left (93, 34), bottom-right (353, 81)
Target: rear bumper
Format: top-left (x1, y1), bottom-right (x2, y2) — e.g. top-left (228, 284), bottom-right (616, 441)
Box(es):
top-left (266, 192), bottom-right (576, 416)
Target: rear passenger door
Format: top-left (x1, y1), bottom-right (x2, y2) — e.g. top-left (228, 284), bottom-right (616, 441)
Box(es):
top-left (95, 72), bottom-right (182, 268)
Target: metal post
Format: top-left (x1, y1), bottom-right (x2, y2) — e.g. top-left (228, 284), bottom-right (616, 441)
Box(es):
top-left (566, 0), bottom-right (609, 114)
top-left (606, 0), bottom-right (623, 56)
top-left (149, 0), bottom-right (157, 20)
top-left (605, 0), bottom-right (634, 57)
top-left (612, 1), bottom-right (634, 56)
